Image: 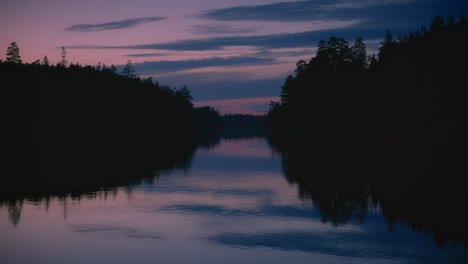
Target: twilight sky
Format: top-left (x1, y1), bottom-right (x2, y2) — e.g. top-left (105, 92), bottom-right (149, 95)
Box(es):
top-left (1, 0), bottom-right (466, 114)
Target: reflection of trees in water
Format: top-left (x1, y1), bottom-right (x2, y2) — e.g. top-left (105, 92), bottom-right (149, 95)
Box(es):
top-left (6, 200), bottom-right (23, 226)
top-left (268, 135), bottom-right (468, 248)
top-left (1, 175), bottom-right (180, 226)
top-left (265, 17), bottom-right (468, 248)
top-left (0, 136), bottom-right (198, 226)
top-left (0, 56), bottom-right (199, 218)
top-left (0, 187), bottom-right (123, 226)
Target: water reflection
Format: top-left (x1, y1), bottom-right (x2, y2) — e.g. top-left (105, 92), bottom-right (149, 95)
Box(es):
top-left (6, 200), bottom-right (23, 226)
top-left (267, 134), bottom-right (468, 248)
top-left (70, 224), bottom-right (164, 240)
top-left (0, 132), bottom-right (198, 201)
top-left (1, 137), bottom-right (467, 264)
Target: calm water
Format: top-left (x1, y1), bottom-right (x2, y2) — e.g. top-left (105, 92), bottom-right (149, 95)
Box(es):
top-left (1, 138), bottom-right (467, 264)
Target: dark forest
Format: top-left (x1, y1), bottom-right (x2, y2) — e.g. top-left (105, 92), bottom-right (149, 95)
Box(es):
top-left (267, 16), bottom-right (468, 247)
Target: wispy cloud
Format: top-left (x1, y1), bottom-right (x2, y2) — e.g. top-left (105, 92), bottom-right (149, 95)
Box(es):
top-left (198, 0), bottom-right (413, 22)
top-left (322, 0), bottom-right (414, 10)
top-left (68, 23), bottom-right (374, 52)
top-left (126, 53), bottom-right (166, 58)
top-left (65, 16), bottom-right (166, 32)
top-left (190, 24), bottom-right (259, 35)
top-left (198, 1), bottom-right (320, 22)
top-left (196, 0), bottom-right (468, 35)
top-left (126, 56), bottom-right (277, 75)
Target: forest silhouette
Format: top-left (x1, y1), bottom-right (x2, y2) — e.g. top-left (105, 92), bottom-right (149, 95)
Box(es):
top-left (267, 15), bottom-right (468, 142)
top-left (0, 53), bottom-right (201, 199)
top-left (267, 16), bottom-right (468, 247)
top-left (0, 48), bottom-right (262, 200)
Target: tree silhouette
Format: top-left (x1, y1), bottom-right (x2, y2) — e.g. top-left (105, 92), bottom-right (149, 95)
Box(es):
top-left (0, 56), bottom-right (201, 202)
top-left (295, 59), bottom-right (307, 74)
top-left (378, 30), bottom-right (395, 62)
top-left (367, 54), bottom-right (378, 71)
top-left (268, 15), bottom-right (468, 143)
top-left (280, 75), bottom-right (294, 107)
top-left (351, 37), bottom-right (367, 70)
top-left (266, 15), bottom-right (468, 242)
top-left (430, 15), bottom-right (445, 32)
top-left (43, 55), bottom-right (50, 66)
top-left (383, 29), bottom-right (394, 44)
top-left (6, 42), bottom-right (22, 64)
top-left (110, 64), bottom-right (117, 74)
top-left (176, 86), bottom-right (193, 101)
top-left (316, 37), bottom-right (352, 71)
top-left (121, 60), bottom-right (136, 77)
top-left (60, 46), bottom-right (67, 67)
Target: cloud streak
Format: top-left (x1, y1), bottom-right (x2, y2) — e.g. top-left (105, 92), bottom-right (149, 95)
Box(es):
top-left (196, 0), bottom-right (466, 33)
top-left (68, 23), bottom-right (378, 52)
top-left (65, 16), bottom-right (166, 32)
top-left (190, 24), bottom-right (259, 35)
top-left (126, 53), bottom-right (166, 58)
top-left (198, 0), bottom-right (414, 22)
top-left (127, 56), bottom-right (277, 75)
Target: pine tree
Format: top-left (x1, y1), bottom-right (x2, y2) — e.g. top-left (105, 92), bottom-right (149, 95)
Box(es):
top-left (351, 37), bottom-right (367, 70)
top-left (121, 60), bottom-right (136, 77)
top-left (43, 55), bottom-right (50, 66)
top-left (378, 30), bottom-right (395, 62)
top-left (176, 86), bottom-right (193, 101)
top-left (6, 42), bottom-right (22, 64)
top-left (60, 47), bottom-right (67, 67)
top-left (316, 37), bottom-right (352, 71)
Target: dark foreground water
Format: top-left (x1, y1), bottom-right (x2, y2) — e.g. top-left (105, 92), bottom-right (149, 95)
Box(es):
top-left (1, 138), bottom-right (467, 264)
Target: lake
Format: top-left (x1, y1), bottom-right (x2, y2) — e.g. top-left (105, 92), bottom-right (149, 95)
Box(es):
top-left (1, 137), bottom-right (467, 264)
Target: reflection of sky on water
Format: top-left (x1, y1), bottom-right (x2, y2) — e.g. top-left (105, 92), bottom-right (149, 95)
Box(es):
top-left (69, 224), bottom-right (164, 240)
top-left (0, 138), bottom-right (466, 264)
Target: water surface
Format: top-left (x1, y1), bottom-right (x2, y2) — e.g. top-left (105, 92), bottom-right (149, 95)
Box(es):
top-left (1, 138), bottom-right (466, 264)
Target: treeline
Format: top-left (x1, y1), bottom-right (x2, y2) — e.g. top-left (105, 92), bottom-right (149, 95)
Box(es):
top-left (266, 16), bottom-right (468, 247)
top-left (268, 16), bottom-right (468, 142)
top-left (222, 113), bottom-right (268, 138)
top-left (0, 56), bottom-right (199, 198)
top-left (195, 106), bottom-right (268, 148)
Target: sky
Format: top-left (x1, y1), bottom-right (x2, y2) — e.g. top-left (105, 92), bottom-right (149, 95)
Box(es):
top-left (1, 0), bottom-right (467, 115)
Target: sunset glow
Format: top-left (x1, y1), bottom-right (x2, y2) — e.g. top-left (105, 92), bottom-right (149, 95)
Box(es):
top-left (194, 96), bottom-right (280, 115)
top-left (1, 0), bottom-right (466, 114)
